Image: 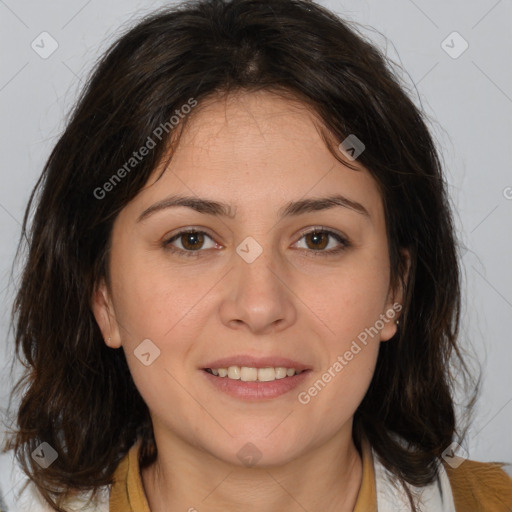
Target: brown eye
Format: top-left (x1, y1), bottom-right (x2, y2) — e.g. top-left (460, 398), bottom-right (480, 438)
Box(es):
top-left (180, 231), bottom-right (205, 250)
top-left (294, 228), bottom-right (350, 256)
top-left (163, 230), bottom-right (218, 257)
top-left (304, 231), bottom-right (329, 250)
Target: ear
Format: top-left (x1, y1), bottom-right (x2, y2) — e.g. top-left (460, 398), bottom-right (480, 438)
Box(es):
top-left (380, 247), bottom-right (411, 342)
top-left (91, 278), bottom-right (122, 349)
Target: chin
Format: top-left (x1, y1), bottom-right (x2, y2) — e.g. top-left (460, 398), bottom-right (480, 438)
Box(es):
top-left (206, 434), bottom-right (305, 469)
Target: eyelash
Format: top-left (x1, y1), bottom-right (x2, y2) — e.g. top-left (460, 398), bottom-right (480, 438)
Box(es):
top-left (162, 227), bottom-right (350, 259)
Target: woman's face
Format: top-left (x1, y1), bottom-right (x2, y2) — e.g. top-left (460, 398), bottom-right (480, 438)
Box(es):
top-left (93, 91), bottom-right (407, 466)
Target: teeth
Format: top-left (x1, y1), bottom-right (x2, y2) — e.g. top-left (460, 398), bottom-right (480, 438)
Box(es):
top-left (257, 367), bottom-right (275, 382)
top-left (207, 366), bottom-right (303, 381)
top-left (227, 366), bottom-right (241, 379)
top-left (275, 367), bottom-right (288, 379)
top-left (240, 367), bottom-right (258, 381)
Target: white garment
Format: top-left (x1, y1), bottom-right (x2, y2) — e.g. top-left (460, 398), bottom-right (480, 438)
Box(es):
top-left (373, 446), bottom-right (457, 512)
top-left (0, 449), bottom-right (108, 512)
top-left (0, 445), bottom-right (456, 512)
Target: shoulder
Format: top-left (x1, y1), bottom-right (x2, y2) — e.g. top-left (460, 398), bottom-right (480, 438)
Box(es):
top-left (444, 458), bottom-right (512, 512)
top-left (0, 448), bottom-right (109, 512)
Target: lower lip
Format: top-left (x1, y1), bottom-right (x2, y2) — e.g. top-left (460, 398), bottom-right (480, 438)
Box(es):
top-left (201, 369), bottom-right (312, 400)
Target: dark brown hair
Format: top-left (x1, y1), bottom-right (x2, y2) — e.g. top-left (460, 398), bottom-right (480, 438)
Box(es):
top-left (6, 0), bottom-right (477, 510)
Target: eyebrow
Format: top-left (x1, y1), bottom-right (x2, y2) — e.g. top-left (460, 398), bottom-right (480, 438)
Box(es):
top-left (136, 193), bottom-right (370, 223)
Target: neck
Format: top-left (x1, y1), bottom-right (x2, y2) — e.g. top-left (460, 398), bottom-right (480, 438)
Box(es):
top-left (141, 425), bottom-right (363, 512)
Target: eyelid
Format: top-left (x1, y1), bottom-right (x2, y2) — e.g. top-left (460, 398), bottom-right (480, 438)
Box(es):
top-left (165, 227), bottom-right (214, 239)
top-left (295, 225), bottom-right (348, 241)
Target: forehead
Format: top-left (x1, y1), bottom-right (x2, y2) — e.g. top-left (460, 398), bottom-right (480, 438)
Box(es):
top-left (129, 91), bottom-right (384, 222)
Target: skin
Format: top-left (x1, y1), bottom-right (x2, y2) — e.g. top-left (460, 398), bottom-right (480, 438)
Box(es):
top-left (92, 90), bottom-right (409, 512)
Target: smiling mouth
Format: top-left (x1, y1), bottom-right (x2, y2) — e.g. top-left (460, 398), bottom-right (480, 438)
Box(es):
top-left (203, 366), bottom-right (308, 382)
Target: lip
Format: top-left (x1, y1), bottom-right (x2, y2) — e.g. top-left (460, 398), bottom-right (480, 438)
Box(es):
top-left (200, 367), bottom-right (312, 400)
top-left (201, 355), bottom-right (312, 372)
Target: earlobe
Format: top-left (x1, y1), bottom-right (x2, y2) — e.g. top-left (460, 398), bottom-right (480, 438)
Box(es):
top-left (91, 278), bottom-right (122, 349)
top-left (379, 314), bottom-right (399, 342)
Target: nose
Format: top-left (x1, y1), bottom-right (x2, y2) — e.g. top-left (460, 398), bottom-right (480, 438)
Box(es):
top-left (218, 244), bottom-right (297, 335)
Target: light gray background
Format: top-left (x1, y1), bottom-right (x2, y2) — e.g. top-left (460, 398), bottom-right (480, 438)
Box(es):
top-left (1, 0), bottom-right (511, 463)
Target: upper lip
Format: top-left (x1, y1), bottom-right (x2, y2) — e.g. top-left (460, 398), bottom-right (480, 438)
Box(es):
top-left (202, 355), bottom-right (311, 371)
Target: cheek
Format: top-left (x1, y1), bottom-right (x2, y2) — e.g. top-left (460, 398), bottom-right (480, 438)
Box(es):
top-left (111, 245), bottom-right (212, 342)
top-left (293, 334), bottom-right (379, 452)
top-left (302, 257), bottom-right (390, 345)
top-left (296, 323), bottom-right (380, 435)
top-left (294, 252), bottom-right (388, 405)
top-left (110, 253), bottom-right (214, 403)
top-left (117, 279), bottom-right (202, 432)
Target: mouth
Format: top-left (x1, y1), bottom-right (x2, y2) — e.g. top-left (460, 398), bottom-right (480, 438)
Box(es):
top-left (200, 357), bottom-right (312, 400)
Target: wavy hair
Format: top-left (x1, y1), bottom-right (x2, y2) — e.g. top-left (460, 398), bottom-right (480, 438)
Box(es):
top-left (5, 0), bottom-right (477, 510)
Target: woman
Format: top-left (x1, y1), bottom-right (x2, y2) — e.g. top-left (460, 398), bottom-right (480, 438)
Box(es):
top-left (2, 0), bottom-right (511, 510)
